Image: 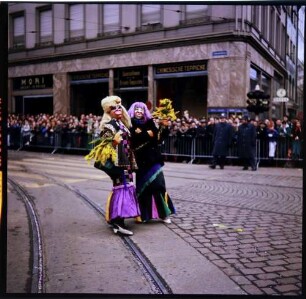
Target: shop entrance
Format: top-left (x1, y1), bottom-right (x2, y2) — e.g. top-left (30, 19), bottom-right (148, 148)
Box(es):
top-left (15, 95), bottom-right (53, 115)
top-left (115, 89), bottom-right (148, 111)
top-left (71, 82), bottom-right (109, 116)
top-left (156, 76), bottom-right (207, 119)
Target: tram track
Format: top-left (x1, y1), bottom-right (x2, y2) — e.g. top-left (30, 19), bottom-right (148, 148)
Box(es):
top-left (38, 172), bottom-right (173, 295)
top-left (7, 178), bottom-right (44, 293)
top-left (8, 167), bottom-right (172, 294)
top-left (7, 152), bottom-right (302, 295)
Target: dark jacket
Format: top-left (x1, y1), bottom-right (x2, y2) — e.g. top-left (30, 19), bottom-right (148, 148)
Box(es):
top-left (237, 123), bottom-right (257, 158)
top-left (130, 118), bottom-right (164, 169)
top-left (212, 122), bottom-right (233, 156)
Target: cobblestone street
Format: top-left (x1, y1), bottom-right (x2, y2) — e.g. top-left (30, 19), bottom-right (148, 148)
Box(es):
top-left (164, 165), bottom-right (303, 295)
top-left (7, 151), bottom-right (303, 296)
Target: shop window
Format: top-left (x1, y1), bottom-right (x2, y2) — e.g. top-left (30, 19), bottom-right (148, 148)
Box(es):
top-left (250, 65), bottom-right (271, 95)
top-left (38, 7), bottom-right (53, 45)
top-left (11, 13), bottom-right (25, 48)
top-left (67, 4), bottom-right (84, 40)
top-left (261, 73), bottom-right (271, 96)
top-left (101, 4), bottom-right (121, 35)
top-left (249, 66), bottom-right (259, 90)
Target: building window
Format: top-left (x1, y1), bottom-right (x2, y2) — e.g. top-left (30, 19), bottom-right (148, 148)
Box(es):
top-left (275, 15), bottom-right (281, 55)
top-left (68, 4), bottom-right (84, 39)
top-left (11, 14), bottom-right (25, 48)
top-left (38, 7), bottom-right (52, 44)
top-left (102, 4), bottom-right (120, 34)
top-left (251, 5), bottom-right (260, 30)
top-left (281, 24), bottom-right (286, 58)
top-left (261, 5), bottom-right (268, 39)
top-left (183, 4), bottom-right (209, 23)
top-left (269, 7), bottom-right (275, 47)
top-left (141, 4), bottom-right (161, 25)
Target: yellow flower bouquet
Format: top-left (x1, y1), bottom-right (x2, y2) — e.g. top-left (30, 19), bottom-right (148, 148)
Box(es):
top-left (152, 98), bottom-right (179, 121)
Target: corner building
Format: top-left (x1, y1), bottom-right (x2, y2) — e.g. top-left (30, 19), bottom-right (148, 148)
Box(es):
top-left (8, 3), bottom-right (302, 119)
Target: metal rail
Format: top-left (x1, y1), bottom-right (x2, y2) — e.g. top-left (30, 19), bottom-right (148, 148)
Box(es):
top-left (7, 178), bottom-right (44, 293)
top-left (37, 173), bottom-right (173, 295)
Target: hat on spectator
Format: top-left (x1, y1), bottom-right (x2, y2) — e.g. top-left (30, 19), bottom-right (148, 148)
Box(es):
top-left (220, 114), bottom-right (226, 119)
top-left (242, 115), bottom-right (249, 121)
top-left (99, 95), bottom-right (131, 130)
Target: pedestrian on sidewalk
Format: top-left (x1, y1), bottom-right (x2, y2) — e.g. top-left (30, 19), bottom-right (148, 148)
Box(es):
top-left (85, 95), bottom-right (140, 236)
top-left (237, 116), bottom-right (257, 171)
top-left (128, 101), bottom-right (175, 224)
top-left (209, 115), bottom-right (233, 169)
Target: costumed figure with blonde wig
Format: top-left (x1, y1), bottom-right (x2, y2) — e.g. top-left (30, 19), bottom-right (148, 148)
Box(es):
top-left (128, 100), bottom-right (176, 224)
top-left (85, 96), bottom-right (140, 236)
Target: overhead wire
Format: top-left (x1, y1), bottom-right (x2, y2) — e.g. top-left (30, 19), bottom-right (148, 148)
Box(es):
top-left (11, 3), bottom-right (230, 34)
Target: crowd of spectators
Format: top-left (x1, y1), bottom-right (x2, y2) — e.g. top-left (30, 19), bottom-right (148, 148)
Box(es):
top-left (7, 112), bottom-right (102, 149)
top-left (7, 111), bottom-right (303, 161)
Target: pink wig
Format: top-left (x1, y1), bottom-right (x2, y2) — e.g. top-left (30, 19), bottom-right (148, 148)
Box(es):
top-left (128, 102), bottom-right (152, 121)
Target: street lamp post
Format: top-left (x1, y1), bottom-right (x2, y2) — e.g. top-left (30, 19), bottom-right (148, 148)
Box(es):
top-left (246, 84), bottom-right (270, 121)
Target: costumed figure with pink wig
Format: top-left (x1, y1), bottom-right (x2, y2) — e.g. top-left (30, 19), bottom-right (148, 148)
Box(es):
top-left (85, 95), bottom-right (140, 236)
top-left (128, 100), bottom-right (176, 224)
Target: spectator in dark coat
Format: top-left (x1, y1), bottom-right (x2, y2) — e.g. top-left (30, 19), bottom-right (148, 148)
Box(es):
top-left (256, 121), bottom-right (268, 159)
top-left (195, 119), bottom-right (208, 159)
top-left (290, 120), bottom-right (303, 160)
top-left (237, 116), bottom-right (257, 171)
top-left (209, 115), bottom-right (233, 169)
top-left (206, 117), bottom-right (215, 149)
top-left (277, 121), bottom-right (291, 159)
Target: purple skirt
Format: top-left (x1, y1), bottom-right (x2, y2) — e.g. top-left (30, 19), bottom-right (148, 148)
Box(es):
top-left (105, 183), bottom-right (140, 222)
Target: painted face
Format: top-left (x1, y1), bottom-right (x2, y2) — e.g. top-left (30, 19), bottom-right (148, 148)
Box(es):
top-left (109, 104), bottom-right (122, 119)
top-left (134, 107), bottom-right (144, 119)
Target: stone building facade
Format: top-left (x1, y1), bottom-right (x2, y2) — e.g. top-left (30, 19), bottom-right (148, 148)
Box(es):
top-left (8, 3), bottom-right (301, 120)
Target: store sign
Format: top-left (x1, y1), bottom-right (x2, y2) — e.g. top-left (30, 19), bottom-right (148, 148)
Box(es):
top-left (118, 68), bottom-right (145, 88)
top-left (71, 71), bottom-right (109, 81)
top-left (273, 88), bottom-right (289, 102)
top-left (13, 75), bottom-right (53, 90)
top-left (273, 97), bottom-right (289, 103)
top-left (155, 61), bottom-right (207, 75)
